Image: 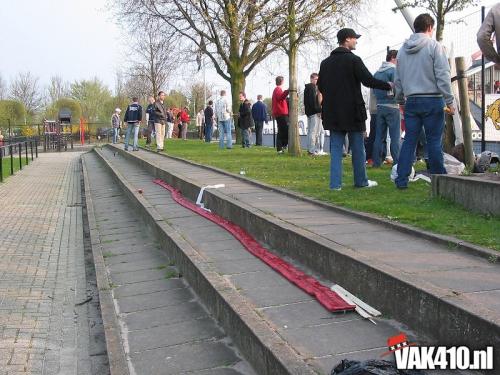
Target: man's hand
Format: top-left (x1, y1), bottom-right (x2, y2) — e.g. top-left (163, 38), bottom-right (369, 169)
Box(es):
top-left (444, 104), bottom-right (455, 115)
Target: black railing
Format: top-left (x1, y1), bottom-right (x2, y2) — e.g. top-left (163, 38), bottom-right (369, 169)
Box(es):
top-left (0, 139), bottom-right (38, 183)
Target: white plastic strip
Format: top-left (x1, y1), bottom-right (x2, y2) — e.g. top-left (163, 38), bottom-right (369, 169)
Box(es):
top-left (196, 184), bottom-right (225, 212)
top-left (410, 174), bottom-right (431, 183)
top-left (331, 284), bottom-right (382, 323)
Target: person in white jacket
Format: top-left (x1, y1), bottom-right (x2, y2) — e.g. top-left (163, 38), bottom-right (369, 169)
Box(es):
top-left (215, 90), bottom-right (233, 149)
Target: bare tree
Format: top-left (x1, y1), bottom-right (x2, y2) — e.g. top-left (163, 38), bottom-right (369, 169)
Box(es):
top-left (115, 0), bottom-right (289, 141)
top-left (122, 74), bottom-right (152, 102)
top-left (394, 0), bottom-right (477, 41)
top-left (125, 19), bottom-right (181, 99)
top-left (9, 72), bottom-right (42, 116)
top-left (0, 74), bottom-right (6, 100)
top-left (47, 75), bottom-right (69, 104)
top-left (115, 0), bottom-right (361, 152)
top-left (275, 0), bottom-right (361, 155)
top-left (189, 81), bottom-right (214, 114)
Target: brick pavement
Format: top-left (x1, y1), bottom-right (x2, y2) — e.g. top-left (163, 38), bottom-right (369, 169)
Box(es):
top-left (0, 152), bottom-right (105, 375)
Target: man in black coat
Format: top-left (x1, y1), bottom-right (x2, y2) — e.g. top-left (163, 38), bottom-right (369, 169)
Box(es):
top-left (304, 72), bottom-right (323, 155)
top-left (238, 92), bottom-right (253, 148)
top-left (318, 28), bottom-right (391, 190)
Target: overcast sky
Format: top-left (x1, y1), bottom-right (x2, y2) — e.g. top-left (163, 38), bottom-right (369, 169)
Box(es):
top-left (0, 0), bottom-right (496, 101)
top-left (0, 0), bottom-right (121, 91)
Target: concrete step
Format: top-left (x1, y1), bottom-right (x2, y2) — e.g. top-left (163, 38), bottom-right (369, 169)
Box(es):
top-left (82, 151), bottom-right (256, 375)
top-left (103, 144), bottom-right (500, 372)
top-left (93, 146), bottom-right (484, 374)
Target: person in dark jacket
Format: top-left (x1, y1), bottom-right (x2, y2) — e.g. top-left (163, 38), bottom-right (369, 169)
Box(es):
top-left (304, 73), bottom-right (323, 155)
top-left (238, 92), bottom-right (253, 148)
top-left (251, 95), bottom-right (268, 146)
top-left (153, 91), bottom-right (167, 151)
top-left (123, 97), bottom-right (143, 151)
top-left (204, 101), bottom-right (214, 143)
top-left (318, 28), bottom-right (391, 190)
top-left (145, 96), bottom-right (156, 148)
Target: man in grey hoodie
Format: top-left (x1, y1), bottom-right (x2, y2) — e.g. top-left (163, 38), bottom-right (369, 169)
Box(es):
top-left (477, 3), bottom-right (500, 64)
top-left (394, 13), bottom-right (455, 189)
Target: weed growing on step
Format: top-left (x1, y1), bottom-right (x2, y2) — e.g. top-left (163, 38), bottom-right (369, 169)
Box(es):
top-left (165, 270), bottom-right (179, 279)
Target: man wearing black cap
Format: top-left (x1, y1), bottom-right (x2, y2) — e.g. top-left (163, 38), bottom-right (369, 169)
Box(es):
top-left (318, 28), bottom-right (391, 190)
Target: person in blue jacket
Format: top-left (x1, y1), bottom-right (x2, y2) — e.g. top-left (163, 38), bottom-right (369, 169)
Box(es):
top-left (372, 49), bottom-right (400, 168)
top-left (251, 95), bottom-right (268, 146)
top-left (123, 97), bottom-right (143, 151)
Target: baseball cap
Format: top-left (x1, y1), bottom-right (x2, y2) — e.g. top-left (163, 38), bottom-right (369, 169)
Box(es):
top-left (337, 28), bottom-right (361, 43)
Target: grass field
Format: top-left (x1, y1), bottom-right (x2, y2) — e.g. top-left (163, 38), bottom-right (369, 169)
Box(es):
top-left (139, 139), bottom-right (500, 251)
top-left (1, 156), bottom-right (28, 182)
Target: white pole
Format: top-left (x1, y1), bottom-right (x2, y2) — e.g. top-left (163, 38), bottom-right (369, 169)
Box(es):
top-left (393, 0), bottom-right (415, 32)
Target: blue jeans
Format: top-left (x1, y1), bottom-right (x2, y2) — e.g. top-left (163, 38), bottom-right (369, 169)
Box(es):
top-left (218, 120), bottom-right (232, 149)
top-left (124, 123), bottom-right (140, 150)
top-left (307, 114), bottom-right (321, 153)
top-left (112, 128), bottom-right (119, 144)
top-left (254, 120), bottom-right (263, 145)
top-left (330, 131), bottom-right (368, 189)
top-left (205, 121), bottom-right (213, 142)
top-left (396, 97), bottom-right (446, 188)
top-left (373, 106), bottom-right (400, 167)
top-left (241, 128), bottom-right (250, 147)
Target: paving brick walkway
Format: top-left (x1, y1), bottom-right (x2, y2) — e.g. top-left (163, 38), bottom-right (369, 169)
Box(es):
top-left (0, 153), bottom-right (106, 375)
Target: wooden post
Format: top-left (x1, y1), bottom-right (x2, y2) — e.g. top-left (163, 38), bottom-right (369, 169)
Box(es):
top-left (443, 115), bottom-right (455, 153)
top-left (455, 57), bottom-right (475, 170)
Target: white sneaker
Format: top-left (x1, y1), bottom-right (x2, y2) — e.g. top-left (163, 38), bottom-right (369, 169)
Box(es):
top-left (366, 180), bottom-right (378, 188)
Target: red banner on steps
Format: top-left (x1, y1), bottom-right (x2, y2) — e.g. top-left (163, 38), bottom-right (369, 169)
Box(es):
top-left (153, 178), bottom-right (355, 313)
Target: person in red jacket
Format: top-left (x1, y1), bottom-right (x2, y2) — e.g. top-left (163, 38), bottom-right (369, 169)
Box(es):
top-left (180, 107), bottom-right (191, 140)
top-left (272, 76), bottom-right (289, 153)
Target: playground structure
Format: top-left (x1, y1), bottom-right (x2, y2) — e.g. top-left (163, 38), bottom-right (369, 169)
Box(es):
top-left (42, 108), bottom-right (74, 152)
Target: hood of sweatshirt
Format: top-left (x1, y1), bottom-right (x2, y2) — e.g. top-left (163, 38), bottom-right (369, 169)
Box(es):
top-left (377, 61), bottom-right (396, 73)
top-left (403, 33), bottom-right (432, 54)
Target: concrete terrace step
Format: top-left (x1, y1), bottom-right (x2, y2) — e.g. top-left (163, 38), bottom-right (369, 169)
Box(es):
top-left (82, 152), bottom-right (256, 375)
top-left (105, 144), bottom-right (500, 370)
top-left (94, 146), bottom-right (478, 375)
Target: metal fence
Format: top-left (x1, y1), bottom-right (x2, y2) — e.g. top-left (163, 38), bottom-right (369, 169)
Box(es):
top-left (0, 139), bottom-right (38, 182)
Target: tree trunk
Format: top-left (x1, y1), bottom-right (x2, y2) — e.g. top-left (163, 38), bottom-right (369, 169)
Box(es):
top-left (443, 114), bottom-right (455, 153)
top-left (287, 0), bottom-right (301, 156)
top-left (436, 2), bottom-right (445, 42)
top-left (230, 70), bottom-right (245, 145)
top-left (443, 57), bottom-right (455, 152)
